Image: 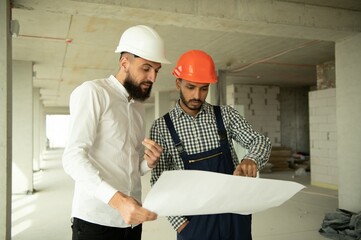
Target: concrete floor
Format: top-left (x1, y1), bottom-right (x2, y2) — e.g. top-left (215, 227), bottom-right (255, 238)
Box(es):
top-left (11, 148), bottom-right (337, 240)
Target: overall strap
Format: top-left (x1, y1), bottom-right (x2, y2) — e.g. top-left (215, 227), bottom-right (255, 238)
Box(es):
top-left (163, 113), bottom-right (187, 159)
top-left (213, 106), bottom-right (228, 144)
top-left (213, 105), bottom-right (236, 173)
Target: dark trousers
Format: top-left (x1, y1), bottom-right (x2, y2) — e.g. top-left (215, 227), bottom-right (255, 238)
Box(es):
top-left (72, 218), bottom-right (142, 240)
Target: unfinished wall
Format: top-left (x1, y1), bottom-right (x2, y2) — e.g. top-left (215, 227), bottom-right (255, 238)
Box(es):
top-left (308, 59), bottom-right (338, 189)
top-left (280, 87), bottom-right (310, 153)
top-left (227, 84), bottom-right (280, 146)
top-left (317, 61), bottom-right (335, 89)
top-left (309, 88), bottom-right (337, 189)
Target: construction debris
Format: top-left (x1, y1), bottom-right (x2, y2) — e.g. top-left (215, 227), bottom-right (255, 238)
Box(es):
top-left (319, 208), bottom-right (361, 239)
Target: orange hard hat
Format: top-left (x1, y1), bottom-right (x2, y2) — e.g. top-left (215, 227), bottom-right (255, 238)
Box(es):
top-left (172, 50), bottom-right (218, 84)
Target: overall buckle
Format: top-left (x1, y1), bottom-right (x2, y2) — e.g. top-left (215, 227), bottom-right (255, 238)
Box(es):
top-left (175, 142), bottom-right (185, 153)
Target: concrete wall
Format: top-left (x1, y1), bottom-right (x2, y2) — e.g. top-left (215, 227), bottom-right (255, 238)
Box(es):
top-left (309, 89), bottom-right (337, 189)
top-left (280, 87), bottom-right (310, 153)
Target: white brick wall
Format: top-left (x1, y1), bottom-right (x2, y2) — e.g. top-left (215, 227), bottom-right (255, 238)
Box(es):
top-left (309, 88), bottom-right (338, 188)
top-left (227, 84), bottom-right (280, 146)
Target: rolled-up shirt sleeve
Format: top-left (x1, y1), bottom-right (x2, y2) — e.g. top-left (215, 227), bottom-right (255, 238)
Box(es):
top-left (226, 106), bottom-right (272, 170)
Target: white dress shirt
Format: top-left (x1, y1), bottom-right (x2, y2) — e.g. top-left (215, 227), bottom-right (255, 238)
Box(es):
top-left (62, 75), bottom-right (151, 228)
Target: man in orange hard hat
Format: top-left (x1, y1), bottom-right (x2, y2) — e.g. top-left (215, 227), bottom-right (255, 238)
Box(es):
top-left (150, 50), bottom-right (272, 240)
top-left (63, 25), bottom-right (170, 240)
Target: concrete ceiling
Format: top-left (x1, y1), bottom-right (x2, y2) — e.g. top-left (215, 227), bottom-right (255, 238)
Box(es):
top-left (10, 0), bottom-right (361, 110)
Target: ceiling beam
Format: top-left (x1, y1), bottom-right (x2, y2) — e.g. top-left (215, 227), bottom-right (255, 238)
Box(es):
top-left (13, 0), bottom-right (361, 42)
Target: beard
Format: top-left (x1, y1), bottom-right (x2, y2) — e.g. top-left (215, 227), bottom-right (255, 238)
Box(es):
top-left (123, 74), bottom-right (153, 101)
top-left (180, 90), bottom-right (203, 111)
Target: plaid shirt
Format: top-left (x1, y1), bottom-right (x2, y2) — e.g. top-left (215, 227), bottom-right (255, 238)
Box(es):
top-left (149, 101), bottom-right (271, 231)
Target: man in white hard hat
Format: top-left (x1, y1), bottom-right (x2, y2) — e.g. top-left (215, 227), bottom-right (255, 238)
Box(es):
top-left (62, 25), bottom-right (170, 240)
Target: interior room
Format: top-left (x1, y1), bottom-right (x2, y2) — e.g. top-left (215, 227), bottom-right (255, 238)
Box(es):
top-left (1, 0), bottom-right (361, 239)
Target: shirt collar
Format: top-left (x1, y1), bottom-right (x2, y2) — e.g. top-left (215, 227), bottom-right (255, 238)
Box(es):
top-left (108, 75), bottom-right (134, 103)
top-left (174, 100), bottom-right (213, 119)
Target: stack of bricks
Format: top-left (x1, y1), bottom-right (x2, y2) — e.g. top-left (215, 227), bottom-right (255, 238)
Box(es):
top-left (227, 84), bottom-right (281, 147)
top-left (268, 146), bottom-right (292, 171)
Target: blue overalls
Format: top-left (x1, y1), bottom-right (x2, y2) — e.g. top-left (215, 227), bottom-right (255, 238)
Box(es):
top-left (164, 105), bottom-right (252, 240)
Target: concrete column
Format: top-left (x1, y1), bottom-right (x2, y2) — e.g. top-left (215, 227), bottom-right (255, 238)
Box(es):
top-left (0, 0), bottom-right (12, 239)
top-left (216, 70), bottom-right (227, 105)
top-left (206, 82), bottom-right (218, 105)
top-left (40, 105), bottom-right (47, 166)
top-left (33, 88), bottom-right (41, 171)
top-left (154, 91), bottom-right (173, 119)
top-left (145, 106), bottom-right (155, 137)
top-left (12, 60), bottom-right (34, 194)
top-left (335, 33), bottom-right (361, 213)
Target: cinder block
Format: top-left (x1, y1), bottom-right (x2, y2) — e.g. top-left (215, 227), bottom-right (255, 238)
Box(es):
top-left (309, 115), bottom-right (328, 124)
top-left (317, 88), bottom-right (336, 98)
top-left (318, 124), bottom-right (336, 132)
top-left (266, 87), bottom-right (280, 95)
top-left (310, 164), bottom-right (328, 174)
top-left (311, 148), bottom-right (330, 158)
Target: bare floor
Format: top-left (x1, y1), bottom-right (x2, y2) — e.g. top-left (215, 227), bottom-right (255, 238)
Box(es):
top-left (12, 149), bottom-right (336, 240)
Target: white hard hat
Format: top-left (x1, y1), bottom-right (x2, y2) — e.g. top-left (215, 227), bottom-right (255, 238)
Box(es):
top-left (115, 25), bottom-right (170, 64)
